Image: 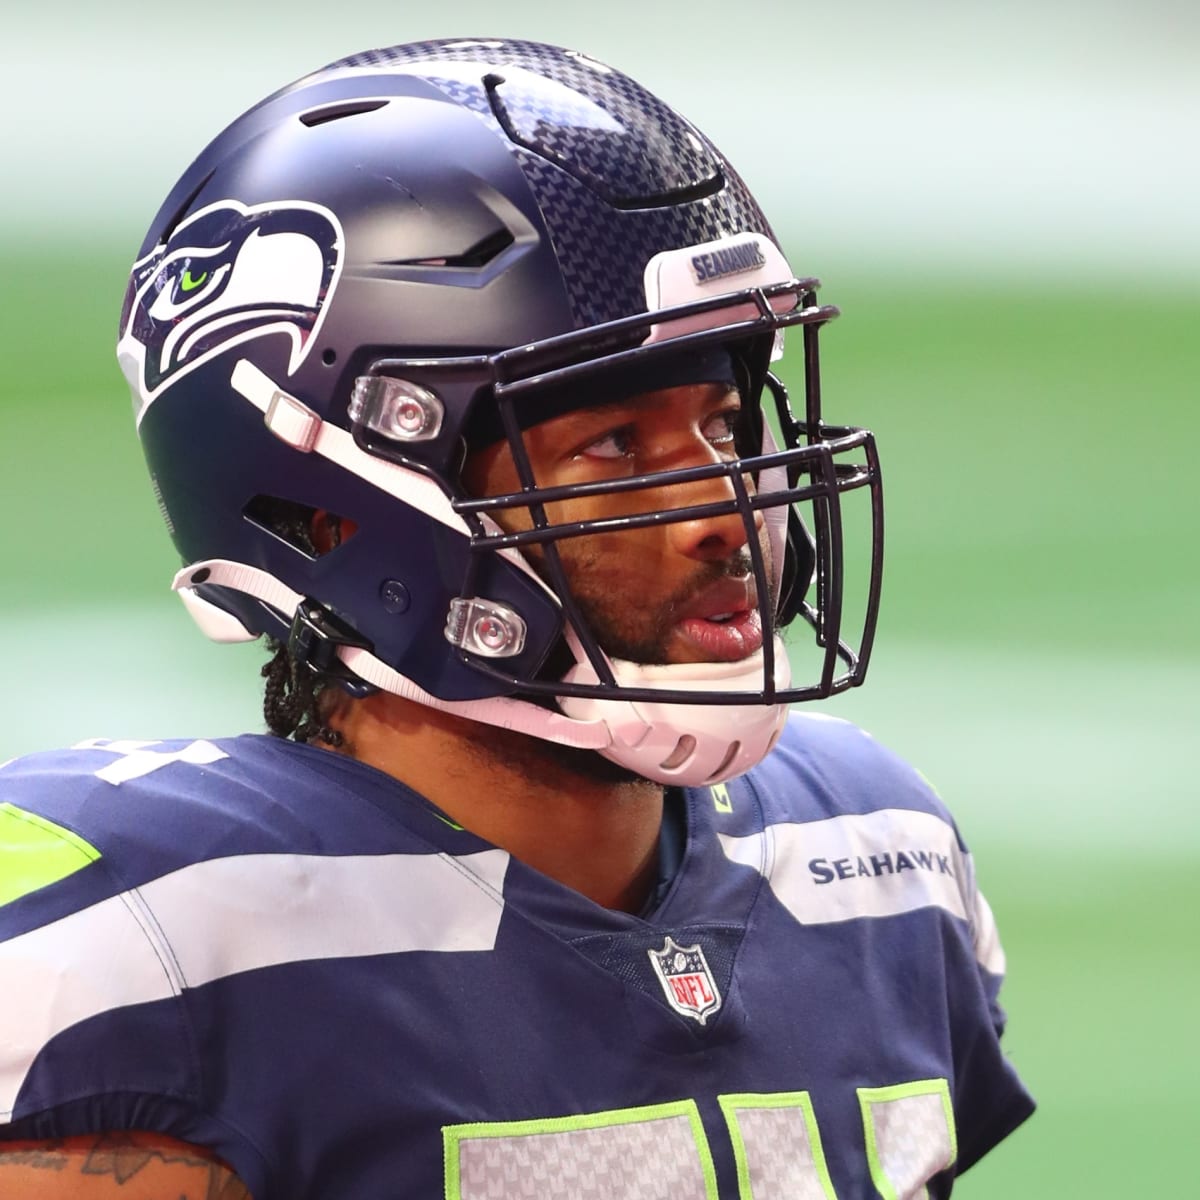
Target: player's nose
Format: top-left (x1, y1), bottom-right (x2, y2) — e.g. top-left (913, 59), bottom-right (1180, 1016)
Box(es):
top-left (663, 460), bottom-right (762, 564)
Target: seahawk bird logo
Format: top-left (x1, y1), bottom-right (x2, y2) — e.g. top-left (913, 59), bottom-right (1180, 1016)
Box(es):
top-left (117, 198), bottom-right (343, 423)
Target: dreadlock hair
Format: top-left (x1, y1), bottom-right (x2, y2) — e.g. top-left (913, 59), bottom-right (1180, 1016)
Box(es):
top-left (253, 500), bottom-right (350, 748)
top-left (261, 637), bottom-right (348, 748)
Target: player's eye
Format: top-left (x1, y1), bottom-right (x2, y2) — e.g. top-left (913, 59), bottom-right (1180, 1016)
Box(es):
top-left (576, 425), bottom-right (635, 461)
top-left (702, 407), bottom-right (741, 449)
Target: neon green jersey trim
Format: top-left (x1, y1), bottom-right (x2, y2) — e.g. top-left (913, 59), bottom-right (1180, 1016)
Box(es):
top-left (443, 1100), bottom-right (717, 1200)
top-left (710, 782), bottom-right (733, 813)
top-left (718, 1091), bottom-right (837, 1199)
top-left (0, 802), bottom-right (101, 906)
top-left (858, 1078), bottom-right (957, 1200)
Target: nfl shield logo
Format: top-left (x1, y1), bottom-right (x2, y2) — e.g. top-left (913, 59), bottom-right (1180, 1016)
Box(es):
top-left (648, 936), bottom-right (722, 1025)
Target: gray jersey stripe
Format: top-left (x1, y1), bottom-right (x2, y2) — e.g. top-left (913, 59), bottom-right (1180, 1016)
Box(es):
top-left (0, 848), bottom-right (508, 1115)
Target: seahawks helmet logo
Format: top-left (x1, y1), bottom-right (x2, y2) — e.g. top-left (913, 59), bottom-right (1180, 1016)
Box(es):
top-left (118, 198), bottom-right (343, 421)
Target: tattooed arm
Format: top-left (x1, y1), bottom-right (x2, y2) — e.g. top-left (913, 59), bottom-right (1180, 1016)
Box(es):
top-left (0, 1131), bottom-right (251, 1199)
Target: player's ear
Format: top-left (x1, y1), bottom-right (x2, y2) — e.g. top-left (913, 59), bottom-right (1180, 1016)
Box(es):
top-left (310, 509), bottom-right (358, 555)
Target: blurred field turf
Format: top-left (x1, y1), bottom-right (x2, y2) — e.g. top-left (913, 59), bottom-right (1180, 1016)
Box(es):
top-left (1, 247), bottom-right (1196, 1195)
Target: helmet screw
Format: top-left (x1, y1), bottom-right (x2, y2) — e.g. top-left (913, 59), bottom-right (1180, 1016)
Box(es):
top-left (395, 400), bottom-right (427, 435)
top-left (474, 615), bottom-right (513, 653)
top-left (380, 579), bottom-right (411, 614)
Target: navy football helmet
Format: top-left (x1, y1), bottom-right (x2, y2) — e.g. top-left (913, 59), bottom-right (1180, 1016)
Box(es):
top-left (118, 38), bottom-right (883, 785)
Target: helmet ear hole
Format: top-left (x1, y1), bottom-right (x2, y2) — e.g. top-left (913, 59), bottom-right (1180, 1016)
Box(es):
top-left (243, 495), bottom-right (357, 559)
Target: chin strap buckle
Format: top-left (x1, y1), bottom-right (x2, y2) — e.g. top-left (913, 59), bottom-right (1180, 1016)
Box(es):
top-left (287, 601), bottom-right (378, 696)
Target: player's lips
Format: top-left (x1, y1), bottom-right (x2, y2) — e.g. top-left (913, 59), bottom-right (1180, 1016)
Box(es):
top-left (674, 577), bottom-right (764, 662)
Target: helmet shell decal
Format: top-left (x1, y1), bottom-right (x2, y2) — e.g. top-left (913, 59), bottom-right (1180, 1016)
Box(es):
top-left (118, 199), bottom-right (343, 422)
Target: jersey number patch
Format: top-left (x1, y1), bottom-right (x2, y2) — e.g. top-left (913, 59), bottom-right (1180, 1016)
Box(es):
top-left (75, 739), bottom-right (228, 785)
top-left (444, 1080), bottom-right (956, 1200)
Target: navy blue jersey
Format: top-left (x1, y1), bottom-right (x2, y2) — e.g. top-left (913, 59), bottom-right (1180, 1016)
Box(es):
top-left (0, 715), bottom-right (1032, 1198)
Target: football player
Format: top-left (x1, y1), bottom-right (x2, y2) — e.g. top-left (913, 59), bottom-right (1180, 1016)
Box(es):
top-left (0, 39), bottom-right (1033, 1199)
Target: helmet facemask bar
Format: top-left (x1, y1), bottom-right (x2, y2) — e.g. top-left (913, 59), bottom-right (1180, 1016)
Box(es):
top-left (441, 279), bottom-right (883, 707)
top-left (465, 424), bottom-right (787, 705)
top-left (768, 312), bottom-right (886, 686)
top-left (459, 438), bottom-right (862, 706)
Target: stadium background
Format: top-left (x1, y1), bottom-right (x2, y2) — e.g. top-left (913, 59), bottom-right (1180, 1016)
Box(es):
top-left (2, 1), bottom-right (1195, 1193)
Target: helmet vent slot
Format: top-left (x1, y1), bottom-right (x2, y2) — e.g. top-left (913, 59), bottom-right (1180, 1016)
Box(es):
top-left (659, 736), bottom-right (697, 772)
top-left (394, 228), bottom-right (515, 269)
top-left (483, 65), bottom-right (722, 208)
top-left (705, 742), bottom-right (741, 783)
top-left (444, 228), bottom-right (515, 268)
top-left (300, 99), bottom-right (390, 127)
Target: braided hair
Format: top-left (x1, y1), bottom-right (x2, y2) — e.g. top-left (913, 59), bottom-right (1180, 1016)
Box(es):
top-left (254, 502), bottom-right (349, 747)
top-left (260, 637), bottom-right (347, 747)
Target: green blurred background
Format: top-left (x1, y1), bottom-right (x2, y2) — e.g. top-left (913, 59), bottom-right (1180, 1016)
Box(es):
top-left (2, 2), bottom-right (1196, 1193)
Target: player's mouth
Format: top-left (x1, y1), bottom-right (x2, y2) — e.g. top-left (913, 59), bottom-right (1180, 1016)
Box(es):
top-left (674, 577), bottom-right (764, 662)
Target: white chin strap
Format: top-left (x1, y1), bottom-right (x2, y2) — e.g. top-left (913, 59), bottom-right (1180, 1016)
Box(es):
top-left (173, 559), bottom-right (789, 787)
top-left (556, 642), bottom-right (792, 786)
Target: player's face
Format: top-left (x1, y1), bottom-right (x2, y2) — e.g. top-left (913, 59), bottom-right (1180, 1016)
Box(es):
top-left (464, 382), bottom-right (773, 667)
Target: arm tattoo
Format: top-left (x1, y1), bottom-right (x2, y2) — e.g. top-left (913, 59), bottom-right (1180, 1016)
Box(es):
top-left (0, 1141), bottom-right (69, 1170)
top-left (79, 1132), bottom-right (252, 1198)
top-left (81, 1131), bottom-right (207, 1183)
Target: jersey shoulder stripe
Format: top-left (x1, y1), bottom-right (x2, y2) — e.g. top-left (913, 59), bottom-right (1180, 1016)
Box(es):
top-left (732, 713), bottom-right (1000, 967)
top-left (0, 736), bottom-right (511, 1122)
top-left (0, 735), bottom-right (480, 913)
top-left (0, 847), bottom-right (507, 1118)
top-left (744, 712), bottom-right (959, 831)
